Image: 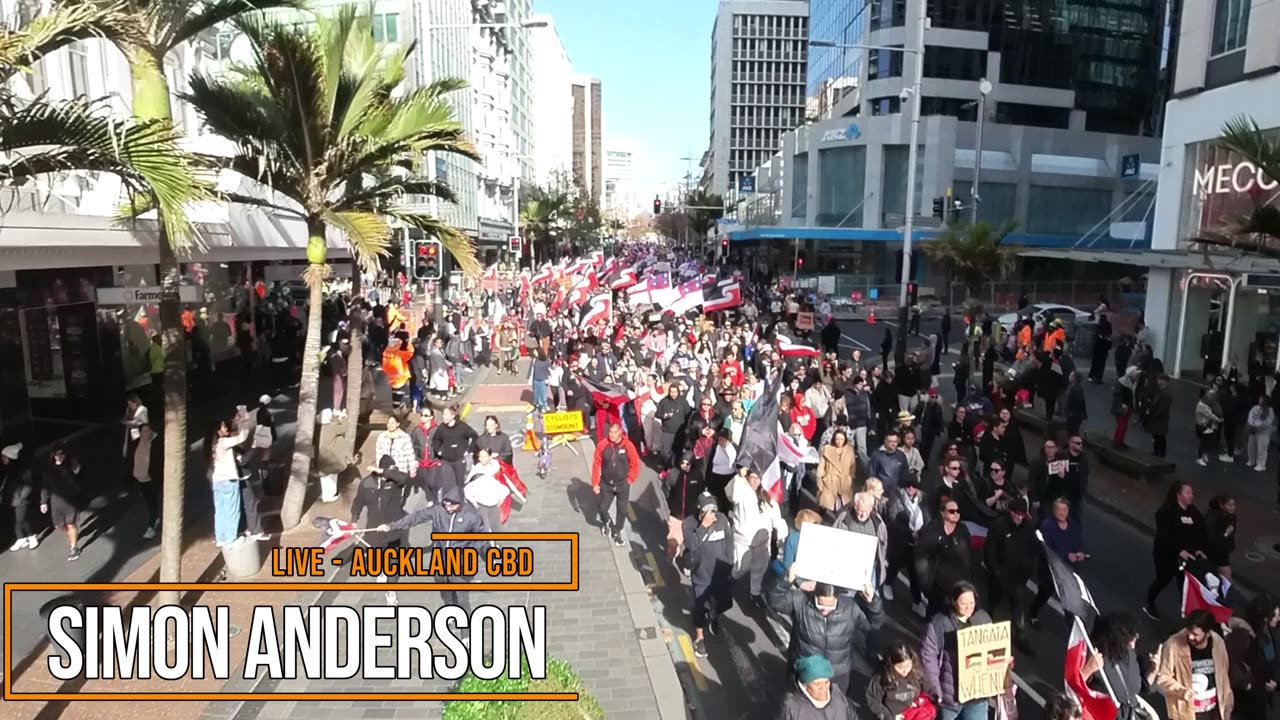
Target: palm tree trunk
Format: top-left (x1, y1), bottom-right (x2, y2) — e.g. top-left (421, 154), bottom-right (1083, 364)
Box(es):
top-left (156, 239), bottom-right (187, 606)
top-left (343, 271), bottom-right (364, 456)
top-left (131, 50), bottom-right (186, 605)
top-left (280, 225), bottom-right (328, 528)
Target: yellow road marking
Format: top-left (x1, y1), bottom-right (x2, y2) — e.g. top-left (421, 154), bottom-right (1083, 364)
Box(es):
top-left (626, 504), bottom-right (637, 523)
top-left (677, 634), bottom-right (709, 691)
top-left (643, 552), bottom-right (665, 588)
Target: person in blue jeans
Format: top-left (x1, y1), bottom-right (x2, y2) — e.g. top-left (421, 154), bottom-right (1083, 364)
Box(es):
top-left (530, 349), bottom-right (551, 411)
top-left (209, 418), bottom-right (248, 548)
top-left (920, 581), bottom-right (997, 720)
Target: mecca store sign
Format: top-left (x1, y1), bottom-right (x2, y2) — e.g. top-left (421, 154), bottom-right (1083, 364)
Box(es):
top-left (1181, 131), bottom-right (1279, 240)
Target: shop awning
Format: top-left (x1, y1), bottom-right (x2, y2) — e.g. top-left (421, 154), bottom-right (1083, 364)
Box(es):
top-left (1017, 248), bottom-right (1280, 274)
top-left (728, 226), bottom-right (1147, 249)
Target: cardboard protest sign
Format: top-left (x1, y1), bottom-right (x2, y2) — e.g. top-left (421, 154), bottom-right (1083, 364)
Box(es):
top-left (956, 621), bottom-right (1012, 703)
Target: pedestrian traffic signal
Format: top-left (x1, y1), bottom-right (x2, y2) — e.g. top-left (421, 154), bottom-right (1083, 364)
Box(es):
top-left (797, 253), bottom-right (805, 268)
top-left (413, 239), bottom-right (442, 280)
top-left (721, 238), bottom-right (729, 250)
top-left (907, 282), bottom-right (919, 306)
top-left (653, 196), bottom-right (662, 215)
top-left (508, 235), bottom-right (522, 254)
top-left (932, 197), bottom-right (944, 220)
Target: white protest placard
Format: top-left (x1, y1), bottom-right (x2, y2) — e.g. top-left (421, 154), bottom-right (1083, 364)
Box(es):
top-left (790, 523), bottom-right (879, 591)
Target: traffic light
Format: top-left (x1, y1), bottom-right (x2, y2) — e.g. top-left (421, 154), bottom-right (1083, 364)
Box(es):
top-left (797, 252), bottom-right (806, 268)
top-left (508, 235), bottom-right (522, 254)
top-left (932, 197), bottom-right (944, 220)
top-left (721, 238), bottom-right (729, 250)
top-left (907, 281), bottom-right (919, 306)
top-left (653, 196), bottom-right (662, 215)
top-left (413, 239), bottom-right (442, 280)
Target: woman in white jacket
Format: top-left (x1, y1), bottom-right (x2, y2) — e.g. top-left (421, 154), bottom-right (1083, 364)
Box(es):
top-left (463, 448), bottom-right (509, 530)
top-left (1246, 395), bottom-right (1274, 472)
top-left (728, 467), bottom-right (788, 607)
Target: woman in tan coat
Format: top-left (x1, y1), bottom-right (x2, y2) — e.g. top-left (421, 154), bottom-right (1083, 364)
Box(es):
top-left (817, 429), bottom-right (855, 512)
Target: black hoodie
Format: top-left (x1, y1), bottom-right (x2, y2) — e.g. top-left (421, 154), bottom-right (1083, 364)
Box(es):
top-left (351, 458), bottom-right (409, 547)
top-left (390, 485), bottom-right (492, 554)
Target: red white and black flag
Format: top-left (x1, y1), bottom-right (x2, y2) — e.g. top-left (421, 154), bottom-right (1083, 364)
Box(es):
top-left (1038, 530), bottom-right (1099, 629)
top-left (1182, 570), bottom-right (1232, 623)
top-left (1065, 616), bottom-right (1120, 720)
top-left (579, 376), bottom-right (629, 406)
top-left (610, 267), bottom-right (639, 290)
top-left (581, 293), bottom-right (612, 328)
top-left (775, 332), bottom-right (820, 359)
top-left (703, 278), bottom-right (743, 312)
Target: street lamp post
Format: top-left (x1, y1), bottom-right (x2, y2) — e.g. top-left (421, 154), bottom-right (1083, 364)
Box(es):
top-left (970, 78), bottom-right (992, 225)
top-left (811, 2), bottom-right (927, 366)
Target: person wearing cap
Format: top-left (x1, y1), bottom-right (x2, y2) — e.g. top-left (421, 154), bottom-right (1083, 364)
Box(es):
top-left (682, 490), bottom-right (733, 658)
top-left (769, 569), bottom-right (870, 698)
top-left (3, 443), bottom-right (39, 551)
top-left (352, 454), bottom-right (410, 606)
top-left (983, 496), bottom-right (1040, 652)
top-left (885, 471), bottom-right (930, 616)
top-left (778, 654), bottom-right (859, 719)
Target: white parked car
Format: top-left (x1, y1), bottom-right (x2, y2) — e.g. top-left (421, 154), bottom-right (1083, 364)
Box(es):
top-left (996, 303), bottom-right (1092, 334)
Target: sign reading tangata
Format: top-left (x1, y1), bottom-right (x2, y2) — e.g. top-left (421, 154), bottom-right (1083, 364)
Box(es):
top-left (956, 620), bottom-right (1012, 703)
top-left (542, 410), bottom-right (585, 435)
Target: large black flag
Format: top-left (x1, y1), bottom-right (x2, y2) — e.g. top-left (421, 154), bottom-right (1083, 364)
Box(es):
top-left (1037, 530), bottom-right (1099, 629)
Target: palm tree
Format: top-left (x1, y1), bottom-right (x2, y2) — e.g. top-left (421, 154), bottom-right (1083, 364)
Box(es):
top-left (11, 0), bottom-right (304, 601)
top-left (924, 220), bottom-right (1019, 311)
top-left (684, 189), bottom-right (724, 239)
top-left (185, 9), bottom-right (481, 529)
top-left (1188, 116), bottom-right (1280, 257)
top-left (2, 0), bottom-right (222, 602)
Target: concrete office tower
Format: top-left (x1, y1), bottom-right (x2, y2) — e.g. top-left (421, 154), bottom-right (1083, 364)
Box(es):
top-left (571, 75), bottom-right (603, 201)
top-left (604, 141), bottom-right (637, 217)
top-left (529, 14), bottom-right (574, 186)
top-left (705, 0), bottom-right (809, 197)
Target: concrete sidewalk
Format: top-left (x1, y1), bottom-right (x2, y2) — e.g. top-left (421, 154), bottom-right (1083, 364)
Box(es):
top-left (198, 408), bottom-right (683, 720)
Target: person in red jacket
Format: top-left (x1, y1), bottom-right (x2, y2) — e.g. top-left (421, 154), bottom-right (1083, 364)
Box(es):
top-left (591, 423), bottom-right (641, 546)
top-left (790, 392), bottom-right (818, 441)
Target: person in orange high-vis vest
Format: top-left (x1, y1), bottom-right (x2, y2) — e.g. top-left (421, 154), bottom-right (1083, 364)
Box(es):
top-left (381, 337), bottom-right (413, 407)
top-left (1017, 323), bottom-right (1032, 358)
top-left (1042, 320), bottom-right (1066, 353)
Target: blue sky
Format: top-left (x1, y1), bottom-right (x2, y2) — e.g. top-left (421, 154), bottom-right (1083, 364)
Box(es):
top-left (536, 0), bottom-right (713, 196)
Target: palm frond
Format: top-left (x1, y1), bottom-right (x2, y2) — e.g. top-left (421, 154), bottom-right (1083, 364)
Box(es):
top-left (0, 0), bottom-right (143, 80)
top-left (320, 208), bottom-right (391, 275)
top-left (1190, 205), bottom-right (1280, 259)
top-left (336, 176), bottom-right (458, 208)
top-left (0, 97), bottom-right (202, 245)
top-left (167, 0), bottom-right (306, 50)
top-left (385, 210), bottom-right (481, 277)
top-left (1219, 116), bottom-right (1280, 189)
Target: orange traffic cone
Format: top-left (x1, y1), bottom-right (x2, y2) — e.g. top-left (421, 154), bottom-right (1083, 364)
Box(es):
top-left (522, 413), bottom-right (541, 452)
top-left (867, 308), bottom-right (876, 324)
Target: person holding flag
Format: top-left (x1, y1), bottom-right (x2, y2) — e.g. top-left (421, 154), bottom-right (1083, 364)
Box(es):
top-left (1145, 481), bottom-right (1208, 620)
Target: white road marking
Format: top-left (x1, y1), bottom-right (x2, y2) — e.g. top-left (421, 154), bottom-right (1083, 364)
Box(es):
top-left (841, 333), bottom-right (873, 351)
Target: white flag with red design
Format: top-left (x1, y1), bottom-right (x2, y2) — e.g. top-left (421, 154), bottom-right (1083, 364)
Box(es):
top-left (1182, 570), bottom-right (1232, 623)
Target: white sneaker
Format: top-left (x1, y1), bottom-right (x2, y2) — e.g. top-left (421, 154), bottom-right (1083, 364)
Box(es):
top-left (252, 532), bottom-right (269, 541)
top-left (24, 535), bottom-right (38, 549)
top-left (143, 526), bottom-right (156, 539)
top-left (1218, 454), bottom-right (1233, 463)
top-left (1197, 458), bottom-right (1208, 466)
top-left (384, 591), bottom-right (398, 606)
top-left (1255, 465), bottom-right (1266, 472)
top-left (882, 585), bottom-right (895, 601)
top-left (9, 538), bottom-right (25, 551)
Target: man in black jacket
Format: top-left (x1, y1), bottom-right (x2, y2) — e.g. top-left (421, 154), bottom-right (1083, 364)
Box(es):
top-left (378, 485), bottom-right (492, 617)
top-left (352, 455), bottom-right (409, 606)
top-left (769, 573), bottom-right (871, 695)
top-left (681, 492), bottom-right (733, 658)
top-left (656, 383), bottom-right (690, 476)
top-left (983, 497), bottom-right (1040, 652)
top-left (430, 406), bottom-right (478, 499)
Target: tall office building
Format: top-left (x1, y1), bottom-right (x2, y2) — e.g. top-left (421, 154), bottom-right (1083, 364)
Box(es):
top-left (502, 0), bottom-right (535, 184)
top-left (417, 0), bottom-right (479, 238)
top-left (604, 141), bottom-right (637, 216)
top-left (807, 0), bottom-right (1164, 134)
top-left (571, 75), bottom-right (603, 202)
top-left (529, 15), bottom-right (574, 186)
top-left (705, 0), bottom-right (809, 197)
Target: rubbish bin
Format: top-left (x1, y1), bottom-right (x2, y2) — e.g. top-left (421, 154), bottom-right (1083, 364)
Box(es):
top-left (222, 537), bottom-right (265, 580)
top-left (40, 595), bottom-right (87, 666)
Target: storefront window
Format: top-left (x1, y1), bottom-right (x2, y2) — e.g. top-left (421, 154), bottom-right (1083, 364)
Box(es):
top-left (182, 262), bottom-right (254, 365)
top-left (1180, 133), bottom-right (1280, 247)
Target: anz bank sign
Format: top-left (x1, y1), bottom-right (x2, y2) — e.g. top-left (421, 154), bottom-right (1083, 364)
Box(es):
top-left (821, 122), bottom-right (861, 143)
